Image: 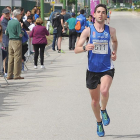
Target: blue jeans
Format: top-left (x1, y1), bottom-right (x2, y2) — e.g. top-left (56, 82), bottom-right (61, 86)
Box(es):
top-left (52, 33), bottom-right (57, 50)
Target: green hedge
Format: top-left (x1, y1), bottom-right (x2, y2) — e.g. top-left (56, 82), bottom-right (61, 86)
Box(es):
top-left (113, 8), bottom-right (132, 11)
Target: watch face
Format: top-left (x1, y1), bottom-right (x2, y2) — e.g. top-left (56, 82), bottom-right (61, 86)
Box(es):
top-left (83, 46), bottom-right (85, 50)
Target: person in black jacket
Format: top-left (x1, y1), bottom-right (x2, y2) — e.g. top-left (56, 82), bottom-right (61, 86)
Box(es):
top-left (1, 8), bottom-right (10, 77)
top-left (52, 12), bottom-right (59, 51)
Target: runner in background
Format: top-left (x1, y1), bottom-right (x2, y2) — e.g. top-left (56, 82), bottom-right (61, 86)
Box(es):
top-left (86, 15), bottom-right (93, 27)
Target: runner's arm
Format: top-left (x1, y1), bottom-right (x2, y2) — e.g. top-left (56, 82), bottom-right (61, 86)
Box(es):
top-left (110, 27), bottom-right (118, 61)
top-left (75, 28), bottom-right (94, 53)
top-left (110, 27), bottom-right (118, 54)
top-left (61, 19), bottom-right (64, 30)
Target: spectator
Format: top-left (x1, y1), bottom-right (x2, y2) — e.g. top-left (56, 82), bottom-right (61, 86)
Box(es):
top-left (1, 8), bottom-right (10, 77)
top-left (65, 13), bottom-right (77, 50)
top-left (52, 12), bottom-right (59, 51)
top-left (19, 7), bottom-right (24, 17)
top-left (23, 10), bottom-right (31, 22)
top-left (1, 6), bottom-right (12, 21)
top-left (6, 9), bottom-right (24, 80)
top-left (19, 7), bottom-right (29, 31)
top-left (34, 9), bottom-right (40, 20)
top-left (29, 18), bottom-right (49, 69)
top-left (0, 25), bottom-right (7, 72)
top-left (21, 26), bottom-right (28, 72)
top-left (75, 9), bottom-right (87, 43)
top-left (57, 9), bottom-right (66, 53)
top-left (24, 15), bottom-right (33, 29)
top-left (31, 6), bottom-right (37, 15)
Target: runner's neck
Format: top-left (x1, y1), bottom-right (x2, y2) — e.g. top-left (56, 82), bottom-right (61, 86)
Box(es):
top-left (94, 22), bottom-right (105, 32)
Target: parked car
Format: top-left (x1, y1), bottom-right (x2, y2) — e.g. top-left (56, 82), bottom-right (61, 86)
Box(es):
top-left (46, 11), bottom-right (71, 36)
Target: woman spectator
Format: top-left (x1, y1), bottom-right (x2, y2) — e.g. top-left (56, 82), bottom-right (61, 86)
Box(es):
top-left (34, 9), bottom-right (40, 20)
top-left (29, 18), bottom-right (49, 69)
top-left (0, 25), bottom-right (7, 74)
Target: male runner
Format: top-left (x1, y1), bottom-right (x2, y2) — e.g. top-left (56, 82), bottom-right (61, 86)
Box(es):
top-left (75, 4), bottom-right (118, 137)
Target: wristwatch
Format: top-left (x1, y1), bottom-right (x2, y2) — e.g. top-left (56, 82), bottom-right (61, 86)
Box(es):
top-left (83, 45), bottom-right (86, 51)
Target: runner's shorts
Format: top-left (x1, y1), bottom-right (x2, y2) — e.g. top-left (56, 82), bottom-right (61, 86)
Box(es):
top-left (86, 69), bottom-right (115, 89)
top-left (57, 27), bottom-right (63, 37)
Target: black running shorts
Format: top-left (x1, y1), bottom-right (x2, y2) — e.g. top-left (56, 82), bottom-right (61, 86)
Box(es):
top-left (57, 27), bottom-right (63, 37)
top-left (86, 69), bottom-right (115, 89)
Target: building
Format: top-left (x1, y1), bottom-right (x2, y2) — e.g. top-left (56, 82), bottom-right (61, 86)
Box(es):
top-left (0, 0), bottom-right (21, 7)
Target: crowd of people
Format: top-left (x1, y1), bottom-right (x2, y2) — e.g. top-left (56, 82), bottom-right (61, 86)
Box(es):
top-left (0, 6), bottom-right (49, 80)
top-left (0, 5), bottom-right (111, 80)
top-left (52, 9), bottom-right (96, 52)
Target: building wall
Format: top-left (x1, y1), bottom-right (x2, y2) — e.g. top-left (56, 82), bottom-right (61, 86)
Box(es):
top-left (0, 0), bottom-right (21, 7)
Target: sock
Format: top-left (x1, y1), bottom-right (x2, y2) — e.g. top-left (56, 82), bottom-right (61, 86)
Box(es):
top-left (97, 121), bottom-right (102, 125)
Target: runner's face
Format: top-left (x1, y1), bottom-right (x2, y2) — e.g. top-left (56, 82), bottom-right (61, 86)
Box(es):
top-left (94, 7), bottom-right (107, 23)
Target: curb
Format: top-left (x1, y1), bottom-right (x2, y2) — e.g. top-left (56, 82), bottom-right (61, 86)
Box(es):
top-left (131, 11), bottom-right (140, 16)
top-left (45, 43), bottom-right (52, 51)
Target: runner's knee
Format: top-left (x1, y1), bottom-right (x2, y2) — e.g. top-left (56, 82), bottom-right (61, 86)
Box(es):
top-left (100, 88), bottom-right (109, 97)
top-left (91, 99), bottom-right (99, 107)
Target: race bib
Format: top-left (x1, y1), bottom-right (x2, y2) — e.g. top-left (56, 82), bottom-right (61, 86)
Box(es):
top-left (92, 42), bottom-right (108, 54)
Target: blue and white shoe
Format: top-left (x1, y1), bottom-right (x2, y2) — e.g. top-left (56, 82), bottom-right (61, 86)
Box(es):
top-left (97, 121), bottom-right (105, 137)
top-left (4, 73), bottom-right (7, 77)
top-left (101, 109), bottom-right (110, 126)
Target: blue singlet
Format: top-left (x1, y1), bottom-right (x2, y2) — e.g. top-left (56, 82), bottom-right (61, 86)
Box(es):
top-left (88, 24), bottom-right (114, 73)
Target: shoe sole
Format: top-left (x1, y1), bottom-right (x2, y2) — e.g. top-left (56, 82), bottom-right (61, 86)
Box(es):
top-left (98, 132), bottom-right (105, 137)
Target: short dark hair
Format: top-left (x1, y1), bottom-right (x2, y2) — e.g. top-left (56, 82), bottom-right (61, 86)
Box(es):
top-left (27, 15), bottom-right (33, 20)
top-left (26, 10), bottom-right (31, 14)
top-left (61, 9), bottom-right (66, 12)
top-left (88, 15), bottom-right (92, 18)
top-left (94, 4), bottom-right (107, 15)
top-left (80, 9), bottom-right (85, 14)
top-left (19, 7), bottom-right (24, 12)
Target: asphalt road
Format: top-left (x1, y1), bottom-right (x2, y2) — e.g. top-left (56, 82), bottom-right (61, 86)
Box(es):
top-left (0, 12), bottom-right (140, 140)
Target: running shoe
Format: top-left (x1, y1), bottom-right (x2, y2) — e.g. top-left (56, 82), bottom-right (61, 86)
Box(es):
top-left (97, 122), bottom-right (105, 137)
top-left (101, 109), bottom-right (110, 126)
top-left (34, 66), bottom-right (37, 69)
top-left (58, 50), bottom-right (65, 53)
top-left (61, 50), bottom-right (65, 53)
top-left (41, 65), bottom-right (45, 69)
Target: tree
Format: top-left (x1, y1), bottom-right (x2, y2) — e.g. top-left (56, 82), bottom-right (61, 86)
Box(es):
top-left (60, 0), bottom-right (75, 5)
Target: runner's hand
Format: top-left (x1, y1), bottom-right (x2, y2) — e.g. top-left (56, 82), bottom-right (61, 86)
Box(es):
top-left (111, 52), bottom-right (117, 61)
top-left (85, 44), bottom-right (94, 51)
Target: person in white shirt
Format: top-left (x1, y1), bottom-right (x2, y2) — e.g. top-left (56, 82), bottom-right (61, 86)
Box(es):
top-left (23, 10), bottom-right (31, 22)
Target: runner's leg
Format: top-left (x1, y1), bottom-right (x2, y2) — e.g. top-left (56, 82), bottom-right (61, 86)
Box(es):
top-left (100, 75), bottom-right (112, 110)
top-left (57, 37), bottom-right (62, 50)
top-left (76, 37), bottom-right (80, 45)
top-left (89, 84), bottom-right (102, 122)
